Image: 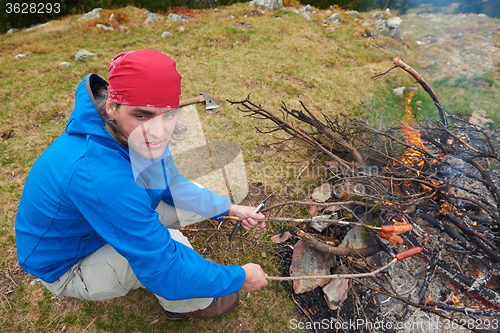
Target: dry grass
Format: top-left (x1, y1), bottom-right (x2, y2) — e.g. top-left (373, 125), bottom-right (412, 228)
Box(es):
top-left (0, 3), bottom-right (499, 332)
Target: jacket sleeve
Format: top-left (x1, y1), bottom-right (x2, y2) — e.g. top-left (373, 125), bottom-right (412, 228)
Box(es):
top-left (66, 146), bottom-right (245, 301)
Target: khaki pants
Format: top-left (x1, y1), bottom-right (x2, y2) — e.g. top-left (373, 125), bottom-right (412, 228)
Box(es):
top-left (41, 201), bottom-right (213, 313)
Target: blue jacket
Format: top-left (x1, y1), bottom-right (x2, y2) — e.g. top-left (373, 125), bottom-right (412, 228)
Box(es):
top-left (15, 74), bottom-right (245, 300)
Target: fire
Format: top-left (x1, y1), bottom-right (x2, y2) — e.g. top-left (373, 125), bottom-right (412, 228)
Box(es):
top-left (452, 294), bottom-right (460, 303)
top-left (399, 91), bottom-right (428, 172)
top-left (424, 294), bottom-right (433, 305)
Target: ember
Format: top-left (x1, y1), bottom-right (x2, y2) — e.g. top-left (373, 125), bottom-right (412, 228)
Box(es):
top-left (229, 57), bottom-right (500, 332)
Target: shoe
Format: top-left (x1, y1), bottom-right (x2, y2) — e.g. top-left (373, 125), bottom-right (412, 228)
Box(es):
top-left (163, 293), bottom-right (239, 320)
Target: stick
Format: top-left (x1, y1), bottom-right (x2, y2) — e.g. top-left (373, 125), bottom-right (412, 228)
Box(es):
top-left (218, 216), bottom-right (382, 231)
top-left (392, 57), bottom-right (448, 127)
top-left (297, 230), bottom-right (381, 258)
top-left (266, 258), bottom-right (397, 281)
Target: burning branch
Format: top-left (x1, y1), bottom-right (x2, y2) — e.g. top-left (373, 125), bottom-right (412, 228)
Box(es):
top-left (392, 57), bottom-right (448, 127)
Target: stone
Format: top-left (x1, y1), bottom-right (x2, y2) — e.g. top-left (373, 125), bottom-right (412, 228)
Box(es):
top-left (290, 240), bottom-right (333, 294)
top-left (6, 28), bottom-right (19, 34)
top-left (75, 49), bottom-right (97, 61)
top-left (311, 183), bottom-right (333, 202)
top-left (15, 54), bottom-right (27, 60)
top-left (386, 16), bottom-right (402, 29)
top-left (303, 13), bottom-right (311, 21)
top-left (96, 24), bottom-right (114, 31)
top-left (161, 31), bottom-right (173, 38)
top-left (144, 10), bottom-right (163, 24)
top-left (393, 86), bottom-right (405, 96)
top-left (362, 20), bottom-right (371, 27)
top-left (249, 0), bottom-right (283, 11)
top-left (80, 8), bottom-right (102, 20)
top-left (323, 13), bottom-right (340, 25)
top-left (178, 26), bottom-right (185, 32)
top-left (322, 278), bottom-right (349, 310)
top-left (452, 14), bottom-right (467, 21)
top-left (59, 62), bottom-right (71, 69)
top-left (166, 13), bottom-right (194, 23)
top-left (346, 10), bottom-right (359, 18)
top-left (25, 23), bottom-right (47, 32)
top-left (109, 13), bottom-right (115, 21)
top-left (311, 215), bottom-right (335, 233)
top-left (302, 4), bottom-right (313, 14)
top-left (119, 25), bottom-right (130, 32)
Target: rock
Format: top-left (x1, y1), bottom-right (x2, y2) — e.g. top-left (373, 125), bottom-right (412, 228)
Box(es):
top-left (96, 24), bottom-right (114, 31)
top-left (15, 54), bottom-right (27, 60)
top-left (311, 183), bottom-right (333, 202)
top-left (119, 25), bottom-right (130, 32)
top-left (80, 8), bottom-right (102, 20)
top-left (311, 215), bottom-right (335, 232)
top-left (452, 14), bottom-right (467, 21)
top-left (346, 10), bottom-right (359, 18)
top-left (376, 16), bottom-right (402, 39)
top-left (362, 20), bottom-right (370, 27)
top-left (323, 13), bottom-right (340, 25)
top-left (178, 26), bottom-right (185, 32)
top-left (371, 11), bottom-right (382, 19)
top-left (6, 28), bottom-right (19, 34)
top-left (161, 31), bottom-right (173, 38)
top-left (166, 13), bottom-right (194, 23)
top-left (271, 231), bottom-right (292, 244)
top-left (302, 4), bottom-right (313, 14)
top-left (393, 86), bottom-right (405, 96)
top-left (250, 0), bottom-right (283, 11)
top-left (386, 17), bottom-right (402, 29)
top-left (59, 62), bottom-right (71, 69)
top-left (25, 23), bottom-right (47, 32)
top-left (75, 49), bottom-right (97, 61)
top-left (322, 278), bottom-right (349, 310)
top-left (109, 13), bottom-right (115, 21)
top-left (290, 240), bottom-right (333, 294)
top-left (144, 10), bottom-right (163, 24)
top-left (303, 13), bottom-right (311, 21)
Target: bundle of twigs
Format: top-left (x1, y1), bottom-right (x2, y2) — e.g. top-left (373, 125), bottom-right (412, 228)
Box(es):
top-left (227, 57), bottom-right (500, 325)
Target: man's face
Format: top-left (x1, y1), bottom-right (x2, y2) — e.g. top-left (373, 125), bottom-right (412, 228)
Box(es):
top-left (107, 101), bottom-right (179, 159)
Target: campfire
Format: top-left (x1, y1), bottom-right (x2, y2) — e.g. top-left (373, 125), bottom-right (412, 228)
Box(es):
top-left (228, 57), bottom-right (500, 332)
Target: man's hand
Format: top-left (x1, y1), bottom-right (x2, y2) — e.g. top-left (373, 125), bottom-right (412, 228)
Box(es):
top-left (241, 263), bottom-right (268, 291)
top-left (228, 204), bottom-right (266, 231)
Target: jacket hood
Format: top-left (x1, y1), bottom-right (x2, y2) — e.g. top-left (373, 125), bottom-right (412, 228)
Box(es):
top-left (66, 74), bottom-right (114, 140)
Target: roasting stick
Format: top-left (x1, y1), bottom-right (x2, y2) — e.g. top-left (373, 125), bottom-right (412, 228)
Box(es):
top-left (218, 216), bottom-right (382, 231)
top-left (266, 247), bottom-right (422, 281)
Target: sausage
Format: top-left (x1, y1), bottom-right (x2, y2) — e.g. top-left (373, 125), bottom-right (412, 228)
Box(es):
top-left (379, 232), bottom-right (404, 246)
top-left (395, 247), bottom-right (423, 261)
top-left (381, 223), bottom-right (413, 234)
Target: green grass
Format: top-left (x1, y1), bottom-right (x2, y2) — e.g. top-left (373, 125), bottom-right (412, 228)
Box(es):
top-left (0, 3), bottom-right (499, 332)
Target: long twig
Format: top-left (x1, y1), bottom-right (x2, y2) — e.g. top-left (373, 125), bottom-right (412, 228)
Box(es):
top-left (266, 258), bottom-right (397, 281)
top-left (392, 57), bottom-right (448, 127)
top-left (218, 216), bottom-right (382, 231)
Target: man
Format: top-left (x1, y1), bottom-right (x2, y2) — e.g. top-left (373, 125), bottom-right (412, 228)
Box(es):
top-left (15, 49), bottom-right (268, 320)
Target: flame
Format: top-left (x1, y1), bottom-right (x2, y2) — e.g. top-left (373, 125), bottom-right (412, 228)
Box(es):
top-left (400, 92), bottom-right (428, 171)
top-left (424, 294), bottom-right (433, 305)
top-left (473, 221), bottom-right (477, 227)
top-left (452, 294), bottom-right (460, 303)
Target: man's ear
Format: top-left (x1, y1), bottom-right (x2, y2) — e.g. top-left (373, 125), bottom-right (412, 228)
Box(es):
top-left (106, 100), bottom-right (118, 120)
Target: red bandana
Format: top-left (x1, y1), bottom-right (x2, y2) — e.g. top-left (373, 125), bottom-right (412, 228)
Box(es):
top-left (107, 49), bottom-right (181, 108)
